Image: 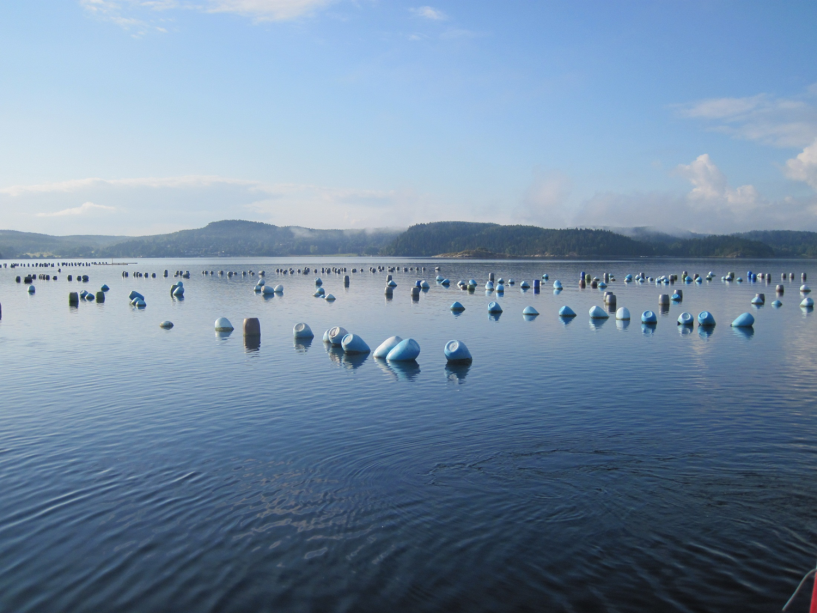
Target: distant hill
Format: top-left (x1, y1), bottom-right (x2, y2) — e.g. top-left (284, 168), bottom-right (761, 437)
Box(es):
top-left (0, 230), bottom-right (125, 258)
top-left (97, 220), bottom-right (402, 258)
top-left (382, 222), bottom-right (655, 257)
top-left (735, 231), bottom-right (817, 258)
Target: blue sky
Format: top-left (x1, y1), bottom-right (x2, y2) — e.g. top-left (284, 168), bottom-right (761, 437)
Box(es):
top-left (1, 0), bottom-right (816, 235)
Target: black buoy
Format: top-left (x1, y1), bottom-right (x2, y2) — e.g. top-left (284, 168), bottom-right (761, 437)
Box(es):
top-left (68, 292), bottom-right (79, 306)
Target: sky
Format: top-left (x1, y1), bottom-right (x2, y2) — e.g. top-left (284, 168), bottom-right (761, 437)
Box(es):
top-left (1, 0), bottom-right (816, 236)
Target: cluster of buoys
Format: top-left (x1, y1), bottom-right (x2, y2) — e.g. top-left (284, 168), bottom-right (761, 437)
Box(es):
top-left (170, 281), bottom-right (184, 297)
top-left (129, 290), bottom-right (146, 308)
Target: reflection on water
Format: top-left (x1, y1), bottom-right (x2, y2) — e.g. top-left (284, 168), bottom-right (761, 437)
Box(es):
top-left (444, 362), bottom-right (470, 383)
top-left (698, 326), bottom-right (715, 339)
top-left (488, 313), bottom-right (502, 322)
top-left (589, 318), bottom-right (608, 330)
top-left (293, 337), bottom-right (313, 353)
top-left (341, 352), bottom-right (369, 370)
top-left (658, 303), bottom-right (670, 315)
top-left (732, 326), bottom-right (755, 340)
top-left (375, 358), bottom-right (421, 381)
top-left (215, 330), bottom-right (233, 341)
top-left (616, 319), bottom-right (630, 331)
top-left (641, 323), bottom-right (657, 335)
top-left (678, 325), bottom-right (693, 336)
top-left (243, 334), bottom-right (261, 352)
top-left (522, 313), bottom-right (537, 322)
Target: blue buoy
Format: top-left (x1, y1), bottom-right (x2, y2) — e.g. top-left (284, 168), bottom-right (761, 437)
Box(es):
top-left (520, 281), bottom-right (531, 289)
top-left (341, 333), bottom-right (370, 354)
top-left (444, 340), bottom-right (472, 363)
top-left (128, 290), bottom-right (144, 301)
top-left (387, 279), bottom-right (397, 287)
top-left (327, 326), bottom-right (348, 345)
top-left (485, 281), bottom-right (494, 291)
top-left (273, 284), bottom-right (284, 294)
top-left (325, 294), bottom-right (336, 301)
top-left (801, 297), bottom-right (814, 308)
top-left (387, 338), bottom-right (420, 361)
top-left (616, 307), bottom-right (630, 320)
top-left (495, 284), bottom-right (505, 293)
top-left (641, 310), bottom-right (657, 324)
top-left (172, 286), bottom-right (184, 297)
top-left (559, 306), bottom-right (576, 317)
top-left (772, 300), bottom-right (782, 308)
top-left (522, 306), bottom-right (539, 316)
top-left (450, 301), bottom-right (465, 311)
top-left (488, 301), bottom-right (503, 313)
top-left (542, 274), bottom-right (549, 280)
top-left (671, 292), bottom-right (681, 301)
top-left (374, 336), bottom-right (402, 358)
top-left (731, 313), bottom-right (755, 327)
top-left (159, 321), bottom-right (174, 329)
top-left (589, 305), bottom-right (609, 319)
top-left (263, 285), bottom-right (276, 295)
top-left (677, 312), bottom-right (693, 326)
top-left (101, 284), bottom-right (109, 292)
top-left (697, 311), bottom-right (716, 326)
top-left (553, 280), bottom-right (563, 290)
top-left (441, 279), bottom-right (450, 286)
top-left (315, 277), bottom-right (322, 286)
top-left (293, 323), bottom-right (314, 338)
top-left (421, 280), bottom-right (430, 290)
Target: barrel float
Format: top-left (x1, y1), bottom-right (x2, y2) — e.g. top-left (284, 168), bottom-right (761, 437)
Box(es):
top-left (373, 336), bottom-right (402, 358)
top-left (487, 301), bottom-right (503, 313)
top-left (731, 313), bottom-right (755, 327)
top-left (315, 277), bottom-right (322, 286)
top-left (159, 321), bottom-right (174, 329)
top-left (801, 297), bottom-right (814, 308)
top-left (559, 306), bottom-right (576, 317)
top-left (96, 291), bottom-right (105, 302)
top-left (616, 307), bottom-right (630, 320)
top-left (327, 326), bottom-right (348, 345)
top-left (589, 305), bottom-right (609, 319)
top-left (451, 301), bottom-right (465, 311)
top-left (341, 333), bottom-right (370, 354)
top-left (444, 340), bottom-right (472, 363)
top-left (641, 310), bottom-right (657, 324)
top-left (132, 297), bottom-right (146, 308)
top-left (411, 286), bottom-right (421, 298)
top-left (386, 338), bottom-right (420, 361)
top-left (658, 294), bottom-right (670, 305)
top-left (243, 318), bottom-right (261, 336)
top-left (214, 317), bottom-right (234, 331)
top-left (293, 323), bottom-right (314, 338)
top-left (522, 306), bottom-right (539, 316)
top-left (677, 312), bottom-right (693, 326)
top-left (495, 284), bottom-right (505, 293)
top-left (68, 292), bottom-right (79, 305)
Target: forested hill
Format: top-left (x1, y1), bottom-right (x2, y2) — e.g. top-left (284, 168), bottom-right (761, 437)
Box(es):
top-left (381, 222), bottom-right (776, 258)
top-left (97, 221), bottom-right (401, 257)
top-left (735, 231), bottom-right (817, 258)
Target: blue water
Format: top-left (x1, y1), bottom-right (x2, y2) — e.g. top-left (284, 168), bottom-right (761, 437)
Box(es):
top-left (1, 258), bottom-right (817, 612)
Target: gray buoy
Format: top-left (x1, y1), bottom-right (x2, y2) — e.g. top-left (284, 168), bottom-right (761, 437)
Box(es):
top-left (244, 318), bottom-right (261, 336)
top-left (214, 317), bottom-right (233, 331)
top-left (658, 294), bottom-right (670, 305)
top-left (68, 292), bottom-right (79, 305)
top-left (159, 321), bottom-right (174, 329)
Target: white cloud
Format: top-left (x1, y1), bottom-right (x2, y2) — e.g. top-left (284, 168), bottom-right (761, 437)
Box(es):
top-left (785, 138), bottom-right (817, 191)
top-left (206, 0), bottom-right (335, 21)
top-left (411, 6), bottom-right (446, 20)
top-left (675, 85), bottom-right (817, 148)
top-left (37, 202), bottom-right (116, 217)
top-left (675, 153), bottom-right (759, 211)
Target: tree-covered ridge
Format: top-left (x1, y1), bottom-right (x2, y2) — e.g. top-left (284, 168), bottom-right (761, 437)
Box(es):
top-left (736, 231), bottom-right (817, 258)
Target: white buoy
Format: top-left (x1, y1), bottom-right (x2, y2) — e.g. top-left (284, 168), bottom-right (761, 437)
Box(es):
top-left (801, 297), bottom-right (814, 308)
top-left (215, 317), bottom-right (234, 331)
top-left (327, 326), bottom-right (348, 345)
top-left (373, 336), bottom-right (403, 358)
top-left (293, 323), bottom-right (314, 338)
top-left (387, 338), bottom-right (420, 361)
top-left (616, 307), bottom-right (630, 320)
top-left (273, 285), bottom-right (283, 293)
top-left (589, 305), bottom-right (609, 319)
top-left (341, 333), bottom-right (370, 354)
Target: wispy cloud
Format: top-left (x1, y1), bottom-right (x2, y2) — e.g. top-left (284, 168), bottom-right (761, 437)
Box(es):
top-left (37, 202), bottom-right (116, 217)
top-left (674, 85), bottom-right (817, 148)
top-left (411, 6), bottom-right (446, 21)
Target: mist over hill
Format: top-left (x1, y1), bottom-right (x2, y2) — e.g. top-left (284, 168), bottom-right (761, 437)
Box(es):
top-left (0, 219), bottom-right (812, 259)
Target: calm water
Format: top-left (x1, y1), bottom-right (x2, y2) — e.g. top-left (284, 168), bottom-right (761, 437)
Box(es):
top-left (1, 258), bottom-right (817, 613)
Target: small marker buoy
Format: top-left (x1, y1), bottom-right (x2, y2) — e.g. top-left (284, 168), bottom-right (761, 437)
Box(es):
top-left (558, 306), bottom-right (576, 317)
top-left (731, 313), bottom-right (755, 327)
top-left (520, 281), bottom-right (530, 289)
top-left (387, 338), bottom-right (420, 361)
top-left (444, 340), bottom-right (472, 363)
top-left (641, 310), bottom-right (657, 324)
top-left (387, 279), bottom-right (397, 287)
top-left (751, 295), bottom-right (764, 305)
top-left (293, 323), bottom-right (314, 338)
top-left (801, 285), bottom-right (811, 293)
top-left (100, 284), bottom-right (109, 292)
top-left (698, 311), bottom-right (716, 326)
top-left (325, 294), bottom-right (336, 301)
top-left (27, 285), bottom-right (35, 293)
top-left (616, 307), bottom-right (630, 320)
top-left (522, 306), bottom-right (539, 316)
top-left (589, 305), bottom-right (609, 319)
top-left (677, 312), bottom-right (693, 326)
top-left (487, 301), bottom-right (502, 313)
top-left (159, 321), bottom-right (174, 329)
top-left (215, 317), bottom-right (234, 331)
top-left (801, 297), bottom-right (814, 308)
top-left (341, 333), bottom-right (370, 354)
top-left (553, 280), bottom-right (563, 290)
top-left (373, 336), bottom-right (402, 358)
top-left (450, 301), bottom-right (465, 311)
top-left (327, 326), bottom-right (348, 345)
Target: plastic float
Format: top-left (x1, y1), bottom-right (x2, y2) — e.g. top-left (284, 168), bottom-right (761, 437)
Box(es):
top-left (801, 285), bottom-right (811, 293)
top-left (420, 280), bottom-right (430, 290)
top-left (244, 318), bottom-right (260, 336)
top-left (772, 300), bottom-right (783, 308)
top-left (671, 292), bottom-right (682, 301)
top-left (641, 310), bottom-right (657, 324)
top-left (522, 306), bottom-right (539, 316)
top-left (441, 279), bottom-right (450, 286)
top-left (495, 283), bottom-right (505, 293)
top-left (159, 321), bottom-right (174, 329)
top-left (436, 275), bottom-right (444, 282)
top-left (101, 284), bottom-right (109, 292)
top-left (386, 338), bottom-right (421, 361)
top-left (132, 297), bottom-right (146, 308)
top-left (751, 294), bottom-right (764, 305)
top-left (508, 279), bottom-right (515, 285)
top-left (341, 333), bottom-right (370, 354)
top-left (373, 336), bottom-right (402, 358)
top-left (801, 297), bottom-right (814, 308)
top-left (314, 287), bottom-right (325, 297)
top-left (553, 280), bottom-right (563, 290)
top-left (625, 274), bottom-right (633, 282)
top-left (257, 279), bottom-right (265, 286)
top-left (598, 281), bottom-right (607, 289)
top-left (327, 326), bottom-right (348, 345)
top-left (444, 340), bottom-right (472, 363)
top-left (542, 274), bottom-right (549, 280)
top-left (677, 312), bottom-right (694, 326)
top-left (96, 291), bottom-right (105, 303)
top-left (697, 311), bottom-right (716, 326)
top-left (27, 285), bottom-right (35, 293)
top-left (450, 301), bottom-right (465, 311)
top-left (68, 292), bottom-right (79, 306)
top-left (559, 306), bottom-right (576, 317)
top-left (468, 279), bottom-right (477, 288)
top-left (520, 281), bottom-right (531, 289)
top-left (325, 294), bottom-right (336, 301)
top-left (86, 293), bottom-right (95, 301)
top-left (658, 294), bottom-right (670, 305)
top-left (273, 285), bottom-right (284, 294)
top-left (263, 285), bottom-right (276, 295)
top-left (315, 277), bottom-right (322, 286)
top-left (497, 278), bottom-right (504, 284)
top-left (616, 307), bottom-right (630, 320)
top-left (128, 290), bottom-right (144, 301)
top-left (589, 306), bottom-right (609, 319)
top-left (215, 317), bottom-right (233, 331)
top-left (485, 281), bottom-right (495, 291)
top-left (293, 323), bottom-right (314, 338)
top-left (488, 301), bottom-right (503, 313)
top-left (731, 313), bottom-right (755, 327)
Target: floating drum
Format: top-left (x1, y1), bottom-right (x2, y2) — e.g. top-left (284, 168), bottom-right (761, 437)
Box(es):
top-left (677, 312), bottom-right (693, 326)
top-left (96, 291), bottom-right (105, 302)
top-left (589, 306), bottom-right (609, 319)
top-left (485, 281), bottom-right (494, 291)
top-left (496, 284), bottom-right (505, 293)
top-left (641, 310), bottom-right (657, 324)
top-left (444, 340), bottom-right (472, 363)
top-left (341, 334), bottom-right (370, 354)
top-left (243, 318), bottom-right (261, 336)
top-left (293, 323), bottom-right (314, 338)
top-left (68, 292), bottom-right (79, 305)
top-left (658, 294), bottom-right (670, 305)
top-left (387, 338), bottom-right (420, 361)
top-left (159, 321), bottom-right (174, 329)
top-left (411, 286), bottom-right (421, 297)
top-left (487, 301), bottom-right (503, 313)
top-left (327, 326), bottom-right (348, 345)
top-left (451, 301), bottom-right (465, 311)
top-left (801, 297), bottom-right (814, 308)
top-left (616, 307), bottom-right (630, 320)
top-left (559, 306), bottom-right (576, 317)
top-left (698, 311), bottom-right (716, 326)
top-left (133, 298), bottom-right (146, 308)
top-left (731, 313), bottom-right (755, 328)
top-left (214, 317), bottom-right (234, 331)
top-left (374, 336), bottom-right (402, 358)
top-left (522, 306), bottom-right (539, 316)
top-left (553, 280), bottom-right (563, 290)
